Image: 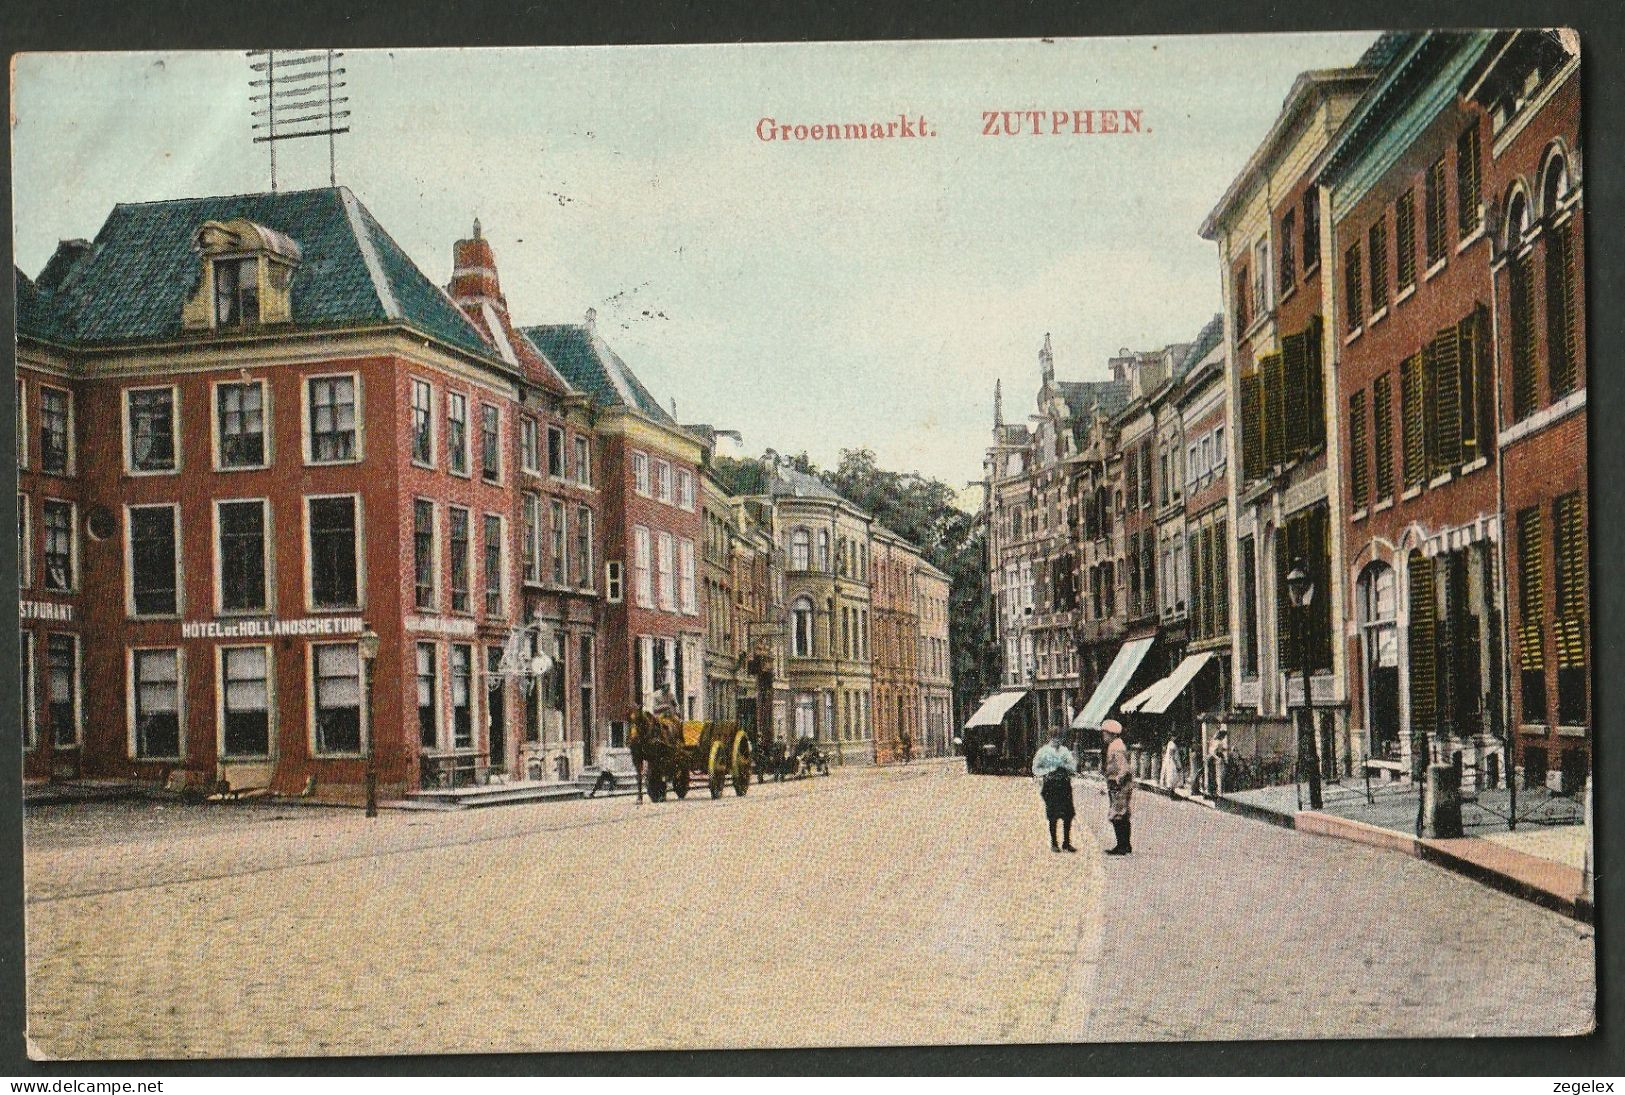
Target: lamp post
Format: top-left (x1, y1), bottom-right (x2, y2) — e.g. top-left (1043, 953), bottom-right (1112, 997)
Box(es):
top-left (358, 625), bottom-right (381, 818)
top-left (1285, 559), bottom-right (1323, 810)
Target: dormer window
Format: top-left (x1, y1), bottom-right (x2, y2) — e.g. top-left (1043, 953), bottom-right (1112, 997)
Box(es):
top-left (214, 257), bottom-right (260, 328)
top-left (183, 218), bottom-right (301, 332)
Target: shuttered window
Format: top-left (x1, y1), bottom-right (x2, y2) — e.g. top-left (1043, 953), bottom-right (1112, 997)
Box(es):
top-left (1201, 526), bottom-right (1216, 638)
top-left (1276, 505), bottom-right (1332, 674)
top-left (1348, 390), bottom-right (1369, 509)
top-left (1368, 216), bottom-right (1388, 313)
top-left (1240, 373), bottom-right (1263, 483)
top-left (1427, 323), bottom-right (1463, 474)
top-left (1553, 492), bottom-right (1587, 724)
top-left (1400, 352), bottom-right (1426, 489)
top-left (1260, 352), bottom-right (1285, 470)
top-left (1546, 220), bottom-right (1580, 398)
top-left (1280, 210), bottom-right (1297, 294)
top-left (1343, 243), bottom-right (1363, 332)
top-left (1372, 372), bottom-right (1395, 502)
top-left (1233, 264), bottom-right (1250, 331)
top-left (1395, 189), bottom-right (1417, 291)
top-left (1187, 530), bottom-right (1201, 628)
top-left (1282, 331), bottom-right (1310, 458)
top-left (1458, 307), bottom-right (1484, 463)
top-left (1515, 506), bottom-right (1547, 725)
top-left (1424, 157), bottom-right (1448, 267)
top-left (1510, 249), bottom-right (1539, 420)
top-left (1214, 520), bottom-right (1229, 639)
top-left (1456, 124), bottom-right (1482, 236)
top-left (1407, 552), bottom-right (1437, 741)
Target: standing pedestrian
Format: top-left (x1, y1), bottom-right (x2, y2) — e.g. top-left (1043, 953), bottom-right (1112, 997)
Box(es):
top-left (1031, 728), bottom-right (1078, 853)
top-left (1206, 729), bottom-right (1231, 798)
top-left (1160, 737), bottom-right (1182, 792)
top-left (1101, 718), bottom-right (1134, 855)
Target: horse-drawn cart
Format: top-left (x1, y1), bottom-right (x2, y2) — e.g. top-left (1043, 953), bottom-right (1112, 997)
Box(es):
top-left (629, 712), bottom-right (752, 803)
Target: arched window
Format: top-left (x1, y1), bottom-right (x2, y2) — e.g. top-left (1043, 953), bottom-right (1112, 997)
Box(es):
top-left (1505, 188), bottom-right (1531, 249)
top-left (790, 527), bottom-right (811, 570)
top-left (790, 597), bottom-right (814, 658)
top-left (1541, 149), bottom-right (1571, 217)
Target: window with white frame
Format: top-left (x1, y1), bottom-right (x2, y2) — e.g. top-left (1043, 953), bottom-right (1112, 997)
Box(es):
top-left (218, 380), bottom-right (268, 469)
top-left (791, 597), bottom-right (814, 657)
top-left (449, 506), bottom-right (471, 613)
top-left (550, 499), bottom-right (567, 585)
top-left (308, 376), bottom-right (358, 463)
top-left (791, 528), bottom-right (811, 570)
top-left (213, 256), bottom-right (260, 327)
top-left (312, 642), bottom-right (362, 754)
top-left (1254, 237), bottom-right (1271, 315)
top-left (43, 499), bottom-right (75, 593)
top-left (816, 529), bottom-right (830, 571)
top-left (1214, 426), bottom-right (1227, 468)
top-left (217, 499), bottom-right (269, 613)
top-left (521, 417), bottom-right (540, 475)
top-left (307, 496), bottom-right (359, 609)
top-left (677, 469), bottom-right (694, 510)
top-left (221, 645), bottom-right (271, 757)
top-left (40, 385), bottom-right (72, 475)
top-left (446, 391), bottom-right (469, 475)
top-left (126, 387), bottom-right (178, 473)
top-left (417, 642), bottom-right (439, 749)
top-left (48, 633), bottom-right (78, 747)
top-left (548, 426), bottom-right (566, 478)
top-left (484, 514), bottom-right (504, 615)
top-left (575, 506), bottom-right (593, 588)
top-left (679, 537), bottom-right (696, 614)
top-left (131, 647), bottom-right (181, 759)
top-left (522, 493), bottom-right (542, 584)
top-left (633, 451), bottom-right (650, 495)
top-left (21, 633), bottom-right (35, 750)
top-left (574, 436), bottom-right (591, 487)
top-left (657, 531), bottom-right (676, 610)
top-left (655, 460), bottom-right (672, 503)
top-left (17, 494), bottom-right (29, 590)
top-left (450, 644), bottom-right (473, 749)
top-left (634, 525), bottom-right (653, 607)
top-left (414, 499), bottom-right (437, 609)
top-left (410, 380), bottom-right (434, 466)
top-left (127, 504), bottom-right (178, 617)
top-left (480, 404), bottom-right (501, 483)
top-left (606, 560), bottom-right (624, 603)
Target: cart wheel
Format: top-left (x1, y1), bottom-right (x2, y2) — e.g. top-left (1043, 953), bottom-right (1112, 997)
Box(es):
top-left (732, 733), bottom-right (751, 796)
top-left (674, 763), bottom-right (691, 799)
top-left (648, 773), bottom-right (668, 802)
top-left (708, 742), bottom-right (726, 799)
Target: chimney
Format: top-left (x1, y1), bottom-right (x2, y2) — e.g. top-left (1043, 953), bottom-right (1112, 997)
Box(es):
top-left (1040, 332), bottom-right (1054, 385)
top-left (448, 218), bottom-right (505, 310)
top-left (584, 306), bottom-right (597, 331)
top-left (36, 239), bottom-right (92, 293)
top-left (994, 379), bottom-right (1004, 427)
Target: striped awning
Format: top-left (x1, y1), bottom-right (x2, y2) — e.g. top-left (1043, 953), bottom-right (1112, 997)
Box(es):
top-left (1072, 637), bottom-right (1154, 730)
top-left (1137, 652), bottom-right (1217, 716)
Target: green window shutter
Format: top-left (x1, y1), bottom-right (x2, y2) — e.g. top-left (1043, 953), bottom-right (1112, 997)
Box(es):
top-left (1407, 551), bottom-right (1437, 739)
top-left (1282, 331), bottom-right (1309, 459)
top-left (1240, 374), bottom-right (1262, 483)
top-left (1424, 158), bottom-right (1448, 266)
top-left (1306, 315), bottom-right (1326, 450)
top-left (1368, 217), bottom-right (1388, 313)
top-left (1372, 372), bottom-right (1394, 501)
top-left (1202, 526), bottom-right (1216, 639)
top-left (1431, 323), bottom-right (1463, 472)
top-left (1547, 221), bottom-right (1580, 398)
top-left (1395, 190), bottom-right (1417, 290)
top-left (1457, 307), bottom-right (1484, 463)
top-left (1400, 352), bottom-right (1426, 489)
top-left (1344, 243), bottom-right (1363, 332)
top-left (1511, 250), bottom-right (1539, 420)
top-left (1261, 351), bottom-right (1286, 469)
top-left (1553, 493), bottom-right (1586, 669)
top-left (1348, 390), bottom-right (1369, 509)
top-left (1456, 124), bottom-right (1482, 236)
top-left (1516, 506), bottom-right (1546, 673)
top-left (1214, 521), bottom-right (1229, 640)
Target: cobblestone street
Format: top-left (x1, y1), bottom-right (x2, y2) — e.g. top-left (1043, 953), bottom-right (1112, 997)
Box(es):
top-left (25, 762), bottom-right (1592, 1059)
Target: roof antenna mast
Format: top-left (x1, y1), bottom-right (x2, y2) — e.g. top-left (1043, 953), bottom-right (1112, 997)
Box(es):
top-left (248, 49), bottom-right (351, 191)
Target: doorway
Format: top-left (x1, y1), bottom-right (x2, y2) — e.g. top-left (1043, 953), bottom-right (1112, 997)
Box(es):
top-left (1359, 563), bottom-right (1400, 760)
top-left (486, 646), bottom-right (507, 774)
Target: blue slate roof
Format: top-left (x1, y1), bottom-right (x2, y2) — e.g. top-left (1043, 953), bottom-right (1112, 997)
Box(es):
top-left (1175, 314), bottom-right (1224, 380)
top-left (521, 323), bottom-right (676, 425)
top-left (1058, 379), bottom-right (1130, 420)
top-left (19, 186), bottom-right (493, 359)
top-left (15, 268), bottom-right (70, 343)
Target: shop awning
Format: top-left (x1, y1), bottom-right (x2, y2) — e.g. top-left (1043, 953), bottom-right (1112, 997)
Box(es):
top-left (1119, 679), bottom-right (1165, 715)
top-left (964, 690), bottom-right (1028, 728)
top-left (1138, 652), bottom-right (1216, 716)
top-left (1072, 637), bottom-right (1154, 730)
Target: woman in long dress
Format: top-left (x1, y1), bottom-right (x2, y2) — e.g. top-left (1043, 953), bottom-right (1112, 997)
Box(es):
top-left (1032, 728), bottom-right (1078, 852)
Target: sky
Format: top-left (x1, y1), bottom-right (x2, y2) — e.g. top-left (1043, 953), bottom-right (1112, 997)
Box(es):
top-left (12, 35), bottom-right (1378, 507)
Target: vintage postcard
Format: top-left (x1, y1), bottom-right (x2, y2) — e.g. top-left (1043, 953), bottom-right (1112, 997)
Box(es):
top-left (11, 31), bottom-right (1593, 1059)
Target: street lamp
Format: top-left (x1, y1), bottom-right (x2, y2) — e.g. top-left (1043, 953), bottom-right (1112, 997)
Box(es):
top-left (1285, 559), bottom-right (1323, 810)
top-left (358, 625), bottom-right (381, 818)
